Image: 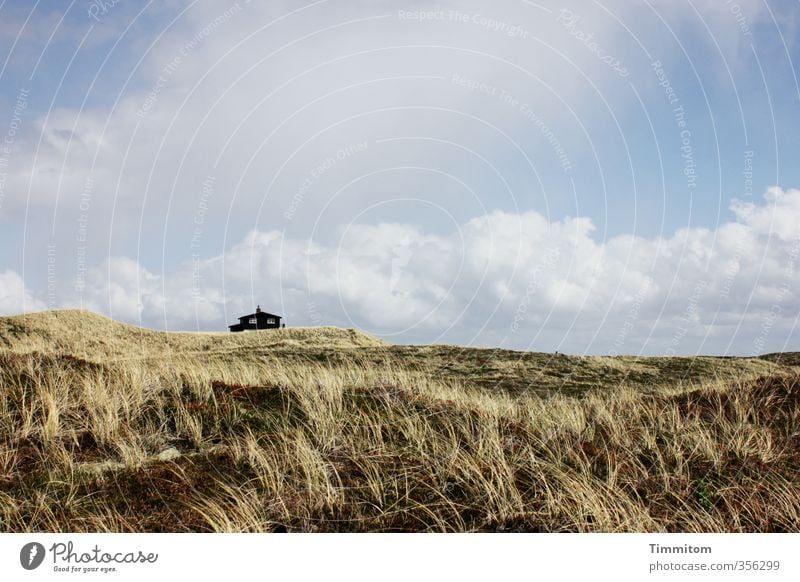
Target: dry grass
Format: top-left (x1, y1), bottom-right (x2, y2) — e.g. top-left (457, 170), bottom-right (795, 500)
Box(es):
top-left (0, 310), bottom-right (798, 532)
top-left (0, 309), bottom-right (385, 359)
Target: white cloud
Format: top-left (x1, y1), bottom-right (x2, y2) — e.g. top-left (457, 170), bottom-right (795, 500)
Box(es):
top-left (56, 187), bottom-right (800, 356)
top-left (0, 270), bottom-right (46, 314)
top-left (5, 0), bottom-right (771, 226)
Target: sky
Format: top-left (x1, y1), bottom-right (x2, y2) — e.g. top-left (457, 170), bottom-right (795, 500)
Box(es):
top-left (0, 0), bottom-right (799, 355)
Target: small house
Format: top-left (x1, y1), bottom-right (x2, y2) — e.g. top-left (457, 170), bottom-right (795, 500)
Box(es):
top-left (228, 305), bottom-right (283, 332)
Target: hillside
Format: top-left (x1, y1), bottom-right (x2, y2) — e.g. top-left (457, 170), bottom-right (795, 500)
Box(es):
top-left (0, 309), bottom-right (790, 396)
top-left (0, 309), bottom-right (386, 358)
top-left (0, 310), bottom-right (798, 532)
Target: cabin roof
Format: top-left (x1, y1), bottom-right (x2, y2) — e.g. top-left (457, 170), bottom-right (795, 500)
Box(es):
top-left (239, 311), bottom-right (282, 319)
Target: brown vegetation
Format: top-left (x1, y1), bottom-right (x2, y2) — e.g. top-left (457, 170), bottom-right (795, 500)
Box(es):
top-left (1, 310), bottom-right (798, 532)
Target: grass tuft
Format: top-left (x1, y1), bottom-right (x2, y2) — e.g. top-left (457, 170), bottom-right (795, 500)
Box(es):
top-left (1, 310), bottom-right (798, 532)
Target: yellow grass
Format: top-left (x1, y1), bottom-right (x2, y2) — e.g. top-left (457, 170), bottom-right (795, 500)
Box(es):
top-left (0, 310), bottom-right (798, 532)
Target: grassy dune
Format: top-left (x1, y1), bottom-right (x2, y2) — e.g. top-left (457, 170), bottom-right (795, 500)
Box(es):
top-left (1, 310), bottom-right (798, 532)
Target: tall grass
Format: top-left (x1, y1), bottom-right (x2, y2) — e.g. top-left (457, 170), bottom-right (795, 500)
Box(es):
top-left (0, 346), bottom-right (798, 532)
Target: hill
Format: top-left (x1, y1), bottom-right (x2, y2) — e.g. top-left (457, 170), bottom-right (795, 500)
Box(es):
top-left (0, 310), bottom-right (798, 532)
top-left (0, 309), bottom-right (386, 358)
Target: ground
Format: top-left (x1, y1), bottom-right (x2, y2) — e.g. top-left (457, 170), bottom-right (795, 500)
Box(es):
top-left (1, 310), bottom-right (798, 532)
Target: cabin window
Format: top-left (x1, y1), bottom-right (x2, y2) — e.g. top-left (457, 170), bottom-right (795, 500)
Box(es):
top-left (267, 318), bottom-right (276, 324)
top-left (249, 317), bottom-right (257, 324)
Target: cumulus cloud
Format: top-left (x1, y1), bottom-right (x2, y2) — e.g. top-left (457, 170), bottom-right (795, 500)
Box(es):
top-left (0, 270), bottom-right (46, 314)
top-left (58, 187), bottom-right (800, 356)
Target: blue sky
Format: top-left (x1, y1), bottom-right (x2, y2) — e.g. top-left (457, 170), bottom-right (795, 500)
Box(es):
top-left (1, 0), bottom-right (799, 355)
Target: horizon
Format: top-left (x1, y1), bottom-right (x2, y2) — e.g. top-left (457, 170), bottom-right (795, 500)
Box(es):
top-left (1, 306), bottom-right (792, 358)
top-left (1, 1), bottom-right (799, 356)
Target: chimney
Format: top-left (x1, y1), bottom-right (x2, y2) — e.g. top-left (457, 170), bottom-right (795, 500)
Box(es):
top-left (256, 305), bottom-right (261, 313)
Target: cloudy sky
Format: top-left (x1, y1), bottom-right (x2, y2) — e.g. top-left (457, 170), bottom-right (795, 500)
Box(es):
top-left (1, 0), bottom-right (799, 355)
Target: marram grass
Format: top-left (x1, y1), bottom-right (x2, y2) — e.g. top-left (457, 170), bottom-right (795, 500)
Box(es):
top-left (0, 310), bottom-right (798, 532)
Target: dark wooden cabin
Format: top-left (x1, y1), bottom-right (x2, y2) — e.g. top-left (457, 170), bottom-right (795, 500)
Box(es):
top-left (228, 305), bottom-right (282, 332)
